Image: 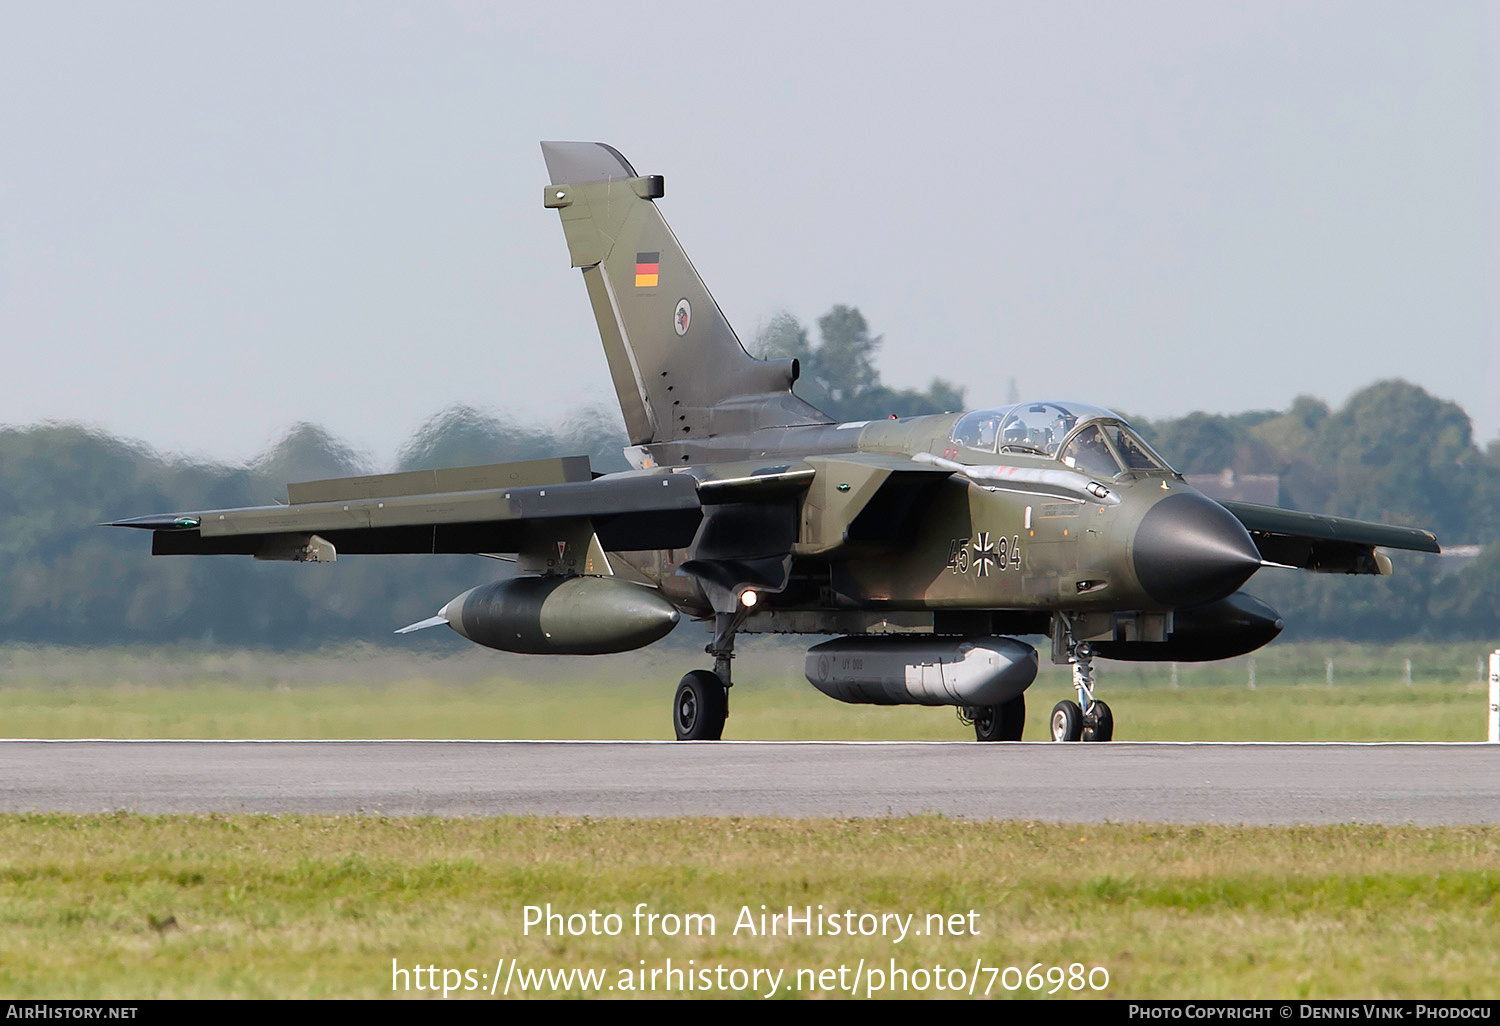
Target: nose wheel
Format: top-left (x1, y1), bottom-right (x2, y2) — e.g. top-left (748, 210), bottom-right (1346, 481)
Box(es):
top-left (1050, 700), bottom-right (1083, 742)
top-left (1052, 698), bottom-right (1113, 741)
top-left (1052, 635), bottom-right (1116, 742)
top-left (1082, 699), bottom-right (1113, 742)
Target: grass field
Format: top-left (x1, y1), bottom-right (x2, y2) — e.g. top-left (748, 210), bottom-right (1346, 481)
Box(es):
top-left (0, 640), bottom-right (1493, 741)
top-left (1, 814), bottom-right (1496, 999)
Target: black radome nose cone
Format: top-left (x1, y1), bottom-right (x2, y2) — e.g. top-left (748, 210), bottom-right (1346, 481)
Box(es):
top-left (1133, 492), bottom-right (1263, 607)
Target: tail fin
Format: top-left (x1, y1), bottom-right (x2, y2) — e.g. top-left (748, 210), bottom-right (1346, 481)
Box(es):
top-left (541, 141), bottom-right (829, 447)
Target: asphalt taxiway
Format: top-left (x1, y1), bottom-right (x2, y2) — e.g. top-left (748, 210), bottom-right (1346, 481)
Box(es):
top-left (1, 740), bottom-right (1495, 823)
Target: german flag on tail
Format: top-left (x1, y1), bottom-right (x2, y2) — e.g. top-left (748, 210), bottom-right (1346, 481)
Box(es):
top-left (634, 252), bottom-right (660, 288)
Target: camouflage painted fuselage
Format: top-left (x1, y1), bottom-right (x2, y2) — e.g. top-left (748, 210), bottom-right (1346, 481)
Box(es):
top-left (623, 411), bottom-right (1177, 625)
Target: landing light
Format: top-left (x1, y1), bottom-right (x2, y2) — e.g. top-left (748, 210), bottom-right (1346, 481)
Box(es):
top-left (741, 590), bottom-right (759, 608)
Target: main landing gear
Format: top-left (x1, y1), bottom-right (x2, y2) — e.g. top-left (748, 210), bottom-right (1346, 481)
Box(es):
top-left (674, 669), bottom-right (727, 741)
top-left (961, 694), bottom-right (1027, 742)
top-left (673, 611), bottom-right (742, 741)
top-left (1050, 640), bottom-right (1114, 743)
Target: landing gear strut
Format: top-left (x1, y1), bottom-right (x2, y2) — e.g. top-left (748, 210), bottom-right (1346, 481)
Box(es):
top-left (672, 610), bottom-right (743, 741)
top-left (1051, 634), bottom-right (1115, 743)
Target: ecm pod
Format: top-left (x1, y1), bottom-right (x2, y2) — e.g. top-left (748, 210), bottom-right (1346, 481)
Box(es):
top-left (805, 636), bottom-right (1038, 707)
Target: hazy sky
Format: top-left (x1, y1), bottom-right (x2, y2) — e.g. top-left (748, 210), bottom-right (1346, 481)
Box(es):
top-left (1, 1), bottom-right (1494, 465)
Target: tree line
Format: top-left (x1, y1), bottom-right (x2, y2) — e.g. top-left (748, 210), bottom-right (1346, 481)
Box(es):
top-left (0, 306), bottom-right (1495, 646)
top-left (1127, 380), bottom-right (1500, 642)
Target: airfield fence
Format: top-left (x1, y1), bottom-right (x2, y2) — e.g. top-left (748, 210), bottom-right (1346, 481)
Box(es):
top-left (1054, 640), bottom-right (1500, 691)
top-left (1, 640), bottom-right (1497, 693)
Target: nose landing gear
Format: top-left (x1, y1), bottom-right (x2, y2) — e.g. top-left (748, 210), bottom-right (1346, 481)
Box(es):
top-left (1050, 637), bottom-right (1115, 743)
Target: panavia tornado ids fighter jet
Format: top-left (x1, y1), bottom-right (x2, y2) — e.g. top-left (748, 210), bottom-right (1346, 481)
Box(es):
top-left (111, 141), bottom-right (1441, 742)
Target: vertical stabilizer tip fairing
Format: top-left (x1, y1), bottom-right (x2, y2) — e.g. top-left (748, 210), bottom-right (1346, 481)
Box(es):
top-left (541, 141), bottom-right (637, 185)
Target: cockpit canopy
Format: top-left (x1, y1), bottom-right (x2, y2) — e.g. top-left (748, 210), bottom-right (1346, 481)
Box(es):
top-left (951, 400), bottom-right (1174, 477)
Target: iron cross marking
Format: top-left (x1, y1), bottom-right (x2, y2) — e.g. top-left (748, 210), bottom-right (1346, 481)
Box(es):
top-left (972, 532), bottom-right (998, 577)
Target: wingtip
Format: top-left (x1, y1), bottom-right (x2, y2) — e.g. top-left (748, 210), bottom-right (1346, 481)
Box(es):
top-left (103, 513), bottom-right (201, 530)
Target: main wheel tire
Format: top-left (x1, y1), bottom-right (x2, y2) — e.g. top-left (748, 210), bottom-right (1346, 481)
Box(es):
top-left (975, 694), bottom-right (1026, 742)
top-left (1050, 699), bottom-right (1083, 742)
top-left (1082, 700), bottom-right (1114, 742)
top-left (673, 670), bottom-right (727, 741)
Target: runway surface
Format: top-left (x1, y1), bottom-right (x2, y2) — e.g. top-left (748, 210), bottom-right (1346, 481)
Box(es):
top-left (2, 740), bottom-right (1496, 823)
